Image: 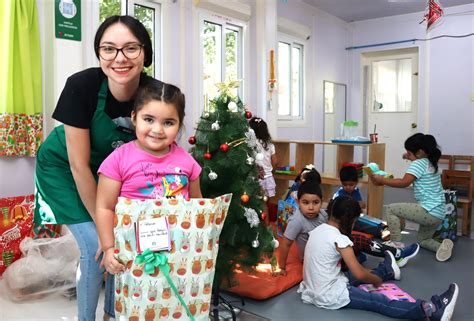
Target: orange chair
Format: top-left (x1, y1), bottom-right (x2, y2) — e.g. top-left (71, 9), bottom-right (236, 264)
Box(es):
top-left (442, 169), bottom-right (473, 236)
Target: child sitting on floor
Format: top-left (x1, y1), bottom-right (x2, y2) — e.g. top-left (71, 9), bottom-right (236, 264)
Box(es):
top-left (274, 170), bottom-right (327, 276)
top-left (298, 196), bottom-right (459, 321)
top-left (275, 169), bottom-right (419, 277)
top-left (333, 166), bottom-right (366, 209)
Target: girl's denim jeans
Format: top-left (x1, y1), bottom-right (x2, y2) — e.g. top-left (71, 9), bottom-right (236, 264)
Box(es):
top-left (68, 222), bottom-right (115, 321)
top-left (344, 258), bottom-right (425, 319)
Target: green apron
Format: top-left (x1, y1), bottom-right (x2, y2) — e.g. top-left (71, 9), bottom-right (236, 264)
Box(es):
top-left (34, 80), bottom-right (135, 224)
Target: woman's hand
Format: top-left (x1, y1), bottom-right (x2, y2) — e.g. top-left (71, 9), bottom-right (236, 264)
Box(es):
top-left (102, 248), bottom-right (125, 275)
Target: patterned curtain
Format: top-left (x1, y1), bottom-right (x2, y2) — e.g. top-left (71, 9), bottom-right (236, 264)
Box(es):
top-left (0, 0), bottom-right (43, 157)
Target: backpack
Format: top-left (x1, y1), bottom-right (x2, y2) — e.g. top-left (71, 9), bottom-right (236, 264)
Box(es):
top-left (433, 190), bottom-right (458, 242)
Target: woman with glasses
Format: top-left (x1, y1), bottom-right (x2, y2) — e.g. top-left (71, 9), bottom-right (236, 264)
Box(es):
top-left (34, 15), bottom-right (157, 321)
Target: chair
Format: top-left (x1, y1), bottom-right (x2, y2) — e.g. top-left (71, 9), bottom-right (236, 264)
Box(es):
top-left (441, 169), bottom-right (473, 236)
top-left (452, 155), bottom-right (473, 171)
top-left (439, 155), bottom-right (453, 171)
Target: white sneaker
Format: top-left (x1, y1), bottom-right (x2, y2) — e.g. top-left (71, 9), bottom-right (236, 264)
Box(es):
top-left (384, 250), bottom-right (401, 280)
top-left (436, 239), bottom-right (454, 262)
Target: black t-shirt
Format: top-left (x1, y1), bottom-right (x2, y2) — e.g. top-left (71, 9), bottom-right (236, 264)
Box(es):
top-left (52, 67), bottom-right (152, 128)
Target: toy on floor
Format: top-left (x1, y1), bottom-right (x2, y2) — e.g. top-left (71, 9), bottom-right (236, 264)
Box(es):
top-left (363, 162), bottom-right (394, 179)
top-left (358, 283), bottom-right (416, 302)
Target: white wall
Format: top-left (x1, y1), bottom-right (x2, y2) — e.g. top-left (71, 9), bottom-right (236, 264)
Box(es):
top-left (349, 3), bottom-right (474, 156)
top-left (276, 1), bottom-right (351, 143)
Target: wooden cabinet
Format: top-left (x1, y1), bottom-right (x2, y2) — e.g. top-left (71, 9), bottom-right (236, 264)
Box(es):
top-left (273, 140), bottom-right (386, 218)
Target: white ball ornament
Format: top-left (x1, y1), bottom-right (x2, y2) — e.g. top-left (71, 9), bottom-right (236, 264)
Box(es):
top-left (255, 153), bottom-right (264, 161)
top-left (208, 170), bottom-right (218, 180)
top-left (271, 239), bottom-right (279, 249)
top-left (211, 121), bottom-right (220, 131)
top-left (251, 239), bottom-right (260, 248)
top-left (228, 101), bottom-right (238, 112)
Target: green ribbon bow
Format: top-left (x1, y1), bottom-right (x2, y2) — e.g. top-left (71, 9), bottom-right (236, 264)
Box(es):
top-left (135, 249), bottom-right (195, 321)
top-left (135, 249), bottom-right (167, 275)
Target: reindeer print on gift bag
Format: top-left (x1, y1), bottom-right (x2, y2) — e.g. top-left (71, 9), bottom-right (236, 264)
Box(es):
top-left (113, 194), bottom-right (231, 320)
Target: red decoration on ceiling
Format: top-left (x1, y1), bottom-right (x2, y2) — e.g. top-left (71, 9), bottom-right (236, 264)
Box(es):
top-left (421, 0), bottom-right (444, 31)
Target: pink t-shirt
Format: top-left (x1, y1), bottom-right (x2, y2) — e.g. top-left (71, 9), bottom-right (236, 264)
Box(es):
top-left (98, 141), bottom-right (201, 199)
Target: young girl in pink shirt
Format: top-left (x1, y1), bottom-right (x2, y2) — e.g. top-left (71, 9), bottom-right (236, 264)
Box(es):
top-left (95, 79), bottom-right (202, 275)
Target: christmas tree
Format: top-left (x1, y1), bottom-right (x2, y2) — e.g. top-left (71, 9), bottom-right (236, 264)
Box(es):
top-left (190, 81), bottom-right (277, 286)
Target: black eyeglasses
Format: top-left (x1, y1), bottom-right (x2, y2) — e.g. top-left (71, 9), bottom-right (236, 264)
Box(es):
top-left (97, 44), bottom-right (144, 61)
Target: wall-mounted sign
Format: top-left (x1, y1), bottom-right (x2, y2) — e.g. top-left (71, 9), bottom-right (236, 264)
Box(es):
top-left (55, 0), bottom-right (81, 41)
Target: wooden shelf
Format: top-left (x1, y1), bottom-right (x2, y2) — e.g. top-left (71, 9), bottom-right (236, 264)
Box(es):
top-left (273, 140), bottom-right (385, 218)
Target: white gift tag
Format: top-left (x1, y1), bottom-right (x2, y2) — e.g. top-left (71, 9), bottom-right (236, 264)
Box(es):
top-left (135, 217), bottom-right (171, 253)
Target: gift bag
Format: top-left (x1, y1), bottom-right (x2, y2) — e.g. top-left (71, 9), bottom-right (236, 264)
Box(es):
top-left (433, 190), bottom-right (458, 242)
top-left (113, 194), bottom-right (231, 321)
top-left (0, 194), bottom-right (34, 276)
top-left (276, 196), bottom-right (298, 237)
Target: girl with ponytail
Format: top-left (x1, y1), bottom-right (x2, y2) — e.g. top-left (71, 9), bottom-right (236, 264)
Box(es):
top-left (298, 196), bottom-right (459, 320)
top-left (368, 133), bottom-right (452, 262)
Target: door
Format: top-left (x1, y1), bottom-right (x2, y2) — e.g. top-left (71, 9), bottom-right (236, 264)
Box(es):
top-left (363, 48), bottom-right (419, 178)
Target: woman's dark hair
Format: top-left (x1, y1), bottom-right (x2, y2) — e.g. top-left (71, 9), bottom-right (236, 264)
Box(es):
top-left (94, 15), bottom-right (153, 67)
top-left (249, 117), bottom-right (272, 150)
top-left (327, 196), bottom-right (361, 236)
top-left (404, 133), bottom-right (442, 173)
top-left (297, 170), bottom-right (323, 200)
top-left (132, 79), bottom-right (186, 128)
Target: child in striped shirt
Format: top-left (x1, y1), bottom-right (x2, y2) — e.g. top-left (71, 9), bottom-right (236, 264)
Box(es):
top-left (368, 133), bottom-right (452, 262)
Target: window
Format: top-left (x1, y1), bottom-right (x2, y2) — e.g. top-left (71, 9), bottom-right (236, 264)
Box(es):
top-left (278, 35), bottom-right (304, 119)
top-left (99, 0), bottom-right (161, 78)
top-left (201, 13), bottom-right (244, 111)
top-left (372, 58), bottom-right (412, 112)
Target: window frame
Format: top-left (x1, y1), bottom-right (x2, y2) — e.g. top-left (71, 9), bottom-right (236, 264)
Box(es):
top-left (198, 10), bottom-right (246, 115)
top-left (277, 32), bottom-right (305, 123)
top-left (126, 0), bottom-right (162, 79)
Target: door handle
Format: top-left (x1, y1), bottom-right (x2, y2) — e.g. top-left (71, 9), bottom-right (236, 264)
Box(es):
top-left (411, 123), bottom-right (417, 129)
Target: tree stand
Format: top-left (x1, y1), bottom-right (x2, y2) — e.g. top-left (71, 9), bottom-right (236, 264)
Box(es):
top-left (210, 285), bottom-right (245, 321)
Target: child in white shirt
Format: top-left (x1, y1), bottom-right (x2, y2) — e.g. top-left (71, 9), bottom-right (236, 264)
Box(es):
top-left (299, 196), bottom-right (459, 320)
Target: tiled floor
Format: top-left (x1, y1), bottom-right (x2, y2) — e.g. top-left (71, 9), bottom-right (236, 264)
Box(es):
top-left (0, 283), bottom-right (107, 321)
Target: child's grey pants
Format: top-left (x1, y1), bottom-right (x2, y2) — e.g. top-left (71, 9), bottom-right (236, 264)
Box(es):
top-left (385, 203), bottom-right (442, 252)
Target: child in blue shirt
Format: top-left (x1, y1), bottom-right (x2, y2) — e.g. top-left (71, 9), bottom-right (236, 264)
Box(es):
top-left (333, 166), bottom-right (366, 210)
